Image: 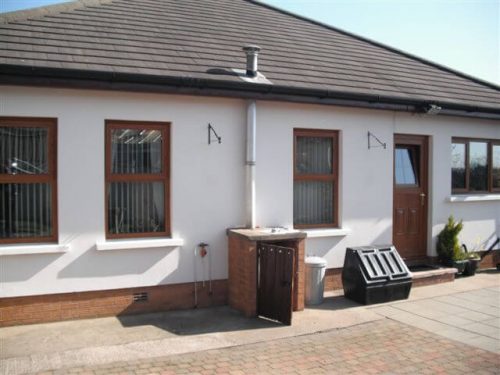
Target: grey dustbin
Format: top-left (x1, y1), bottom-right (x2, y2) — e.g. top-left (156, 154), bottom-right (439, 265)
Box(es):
top-left (305, 256), bottom-right (327, 305)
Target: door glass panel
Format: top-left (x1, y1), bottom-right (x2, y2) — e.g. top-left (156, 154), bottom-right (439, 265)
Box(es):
top-left (111, 129), bottom-right (163, 174)
top-left (469, 141), bottom-right (488, 191)
top-left (451, 143), bottom-right (466, 189)
top-left (295, 136), bottom-right (333, 174)
top-left (293, 180), bottom-right (333, 225)
top-left (0, 127), bottom-right (48, 174)
top-left (395, 147), bottom-right (418, 185)
top-left (493, 144), bottom-right (500, 189)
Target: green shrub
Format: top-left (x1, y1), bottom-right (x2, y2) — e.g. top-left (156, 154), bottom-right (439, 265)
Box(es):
top-left (436, 216), bottom-right (464, 263)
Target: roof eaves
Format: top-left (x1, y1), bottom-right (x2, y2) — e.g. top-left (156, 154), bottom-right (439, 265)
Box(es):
top-left (2, 64), bottom-right (500, 119)
top-left (248, 0), bottom-right (500, 92)
top-left (0, 0), bottom-right (114, 24)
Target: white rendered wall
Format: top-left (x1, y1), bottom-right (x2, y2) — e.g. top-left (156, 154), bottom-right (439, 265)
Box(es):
top-left (255, 101), bottom-right (499, 267)
top-left (0, 86), bottom-right (247, 297)
top-left (1, 86), bottom-right (499, 298)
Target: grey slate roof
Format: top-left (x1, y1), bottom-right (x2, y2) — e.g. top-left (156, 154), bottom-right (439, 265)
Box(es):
top-left (1, 0), bottom-right (499, 115)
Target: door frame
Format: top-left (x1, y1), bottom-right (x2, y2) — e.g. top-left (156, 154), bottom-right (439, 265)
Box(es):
top-left (393, 134), bottom-right (429, 261)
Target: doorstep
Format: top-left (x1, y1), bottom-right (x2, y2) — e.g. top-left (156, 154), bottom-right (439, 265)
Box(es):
top-left (411, 266), bottom-right (457, 288)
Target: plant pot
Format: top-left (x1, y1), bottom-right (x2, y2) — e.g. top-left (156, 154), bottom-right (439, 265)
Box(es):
top-left (452, 260), bottom-right (468, 275)
top-left (463, 259), bottom-right (479, 276)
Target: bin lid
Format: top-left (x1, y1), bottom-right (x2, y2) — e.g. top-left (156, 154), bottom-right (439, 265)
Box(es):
top-left (305, 256), bottom-right (327, 267)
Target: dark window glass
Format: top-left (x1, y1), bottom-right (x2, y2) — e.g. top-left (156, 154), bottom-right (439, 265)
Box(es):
top-left (451, 143), bottom-right (466, 189)
top-left (106, 122), bottom-right (170, 238)
top-left (469, 141), bottom-right (488, 191)
top-left (108, 182), bottom-right (164, 234)
top-left (295, 137), bottom-right (333, 174)
top-left (0, 118), bottom-right (57, 244)
top-left (0, 127), bottom-right (48, 174)
top-left (111, 129), bottom-right (162, 174)
top-left (493, 144), bottom-right (500, 189)
top-left (0, 183), bottom-right (52, 239)
top-left (294, 181), bottom-right (333, 225)
top-left (395, 147), bottom-right (418, 185)
top-left (293, 130), bottom-right (338, 228)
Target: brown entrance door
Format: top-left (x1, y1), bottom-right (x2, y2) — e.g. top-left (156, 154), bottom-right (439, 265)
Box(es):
top-left (257, 243), bottom-right (294, 325)
top-left (393, 134), bottom-right (428, 261)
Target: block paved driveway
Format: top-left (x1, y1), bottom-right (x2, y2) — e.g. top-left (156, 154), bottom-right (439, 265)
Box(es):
top-left (34, 318), bottom-right (499, 375)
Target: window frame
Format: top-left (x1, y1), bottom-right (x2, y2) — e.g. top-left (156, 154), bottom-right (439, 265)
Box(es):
top-left (452, 137), bottom-right (499, 194)
top-left (0, 116), bottom-right (58, 244)
top-left (492, 141), bottom-right (500, 193)
top-left (293, 128), bottom-right (339, 229)
top-left (105, 120), bottom-right (171, 239)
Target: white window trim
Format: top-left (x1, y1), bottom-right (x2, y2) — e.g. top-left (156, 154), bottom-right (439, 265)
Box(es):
top-left (448, 194), bottom-right (500, 203)
top-left (0, 244), bottom-right (70, 256)
top-left (96, 238), bottom-right (184, 251)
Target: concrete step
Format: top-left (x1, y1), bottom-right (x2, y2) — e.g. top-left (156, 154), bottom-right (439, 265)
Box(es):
top-left (410, 265), bottom-right (456, 287)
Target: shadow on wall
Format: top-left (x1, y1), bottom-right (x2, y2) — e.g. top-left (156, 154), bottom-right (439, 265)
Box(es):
top-left (0, 253), bottom-right (64, 282)
top-left (58, 245), bottom-right (176, 278)
top-left (306, 224), bottom-right (393, 264)
top-left (306, 236), bottom-right (345, 258)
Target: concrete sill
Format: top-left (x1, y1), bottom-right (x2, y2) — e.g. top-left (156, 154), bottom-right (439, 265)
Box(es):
top-left (96, 238), bottom-right (184, 251)
top-left (448, 194), bottom-right (500, 203)
top-left (0, 244), bottom-right (70, 256)
top-left (305, 228), bottom-right (351, 238)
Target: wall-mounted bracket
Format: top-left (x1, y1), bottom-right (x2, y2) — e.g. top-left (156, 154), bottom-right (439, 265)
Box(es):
top-left (208, 123), bottom-right (221, 144)
top-left (368, 131), bottom-right (386, 149)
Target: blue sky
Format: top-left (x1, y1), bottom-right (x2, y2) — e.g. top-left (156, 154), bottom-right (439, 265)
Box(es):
top-left (2, 0), bottom-right (499, 85)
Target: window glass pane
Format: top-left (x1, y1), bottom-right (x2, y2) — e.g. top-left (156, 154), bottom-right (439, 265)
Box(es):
top-left (108, 181), bottom-right (164, 234)
top-left (0, 127), bottom-right (48, 174)
top-left (395, 147), bottom-right (418, 185)
top-left (469, 141), bottom-right (488, 191)
top-left (111, 129), bottom-right (162, 174)
top-left (296, 136), bottom-right (333, 174)
top-left (493, 145), bottom-right (500, 189)
top-left (0, 183), bottom-right (52, 239)
top-left (451, 143), bottom-right (466, 189)
top-left (294, 181), bottom-right (333, 225)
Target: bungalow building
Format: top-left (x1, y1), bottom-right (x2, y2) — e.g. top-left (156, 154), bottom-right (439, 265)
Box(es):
top-left (1, 0), bottom-right (499, 326)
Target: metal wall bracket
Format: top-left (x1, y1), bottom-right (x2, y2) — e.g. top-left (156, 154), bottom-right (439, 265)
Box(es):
top-left (367, 131), bottom-right (386, 149)
top-left (208, 123), bottom-right (221, 144)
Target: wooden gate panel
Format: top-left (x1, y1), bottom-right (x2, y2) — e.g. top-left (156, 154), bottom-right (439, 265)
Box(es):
top-left (257, 243), bottom-right (294, 325)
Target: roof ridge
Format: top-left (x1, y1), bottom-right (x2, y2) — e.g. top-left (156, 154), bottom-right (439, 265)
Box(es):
top-left (0, 0), bottom-right (115, 24)
top-left (248, 0), bottom-right (500, 92)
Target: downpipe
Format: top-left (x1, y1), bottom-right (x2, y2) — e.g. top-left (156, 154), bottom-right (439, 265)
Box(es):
top-left (246, 100), bottom-right (257, 228)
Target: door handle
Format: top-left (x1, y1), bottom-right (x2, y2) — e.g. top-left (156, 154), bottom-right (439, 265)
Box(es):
top-left (420, 193), bottom-right (426, 206)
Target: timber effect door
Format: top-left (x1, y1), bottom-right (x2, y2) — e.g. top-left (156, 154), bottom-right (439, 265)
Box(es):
top-left (393, 134), bottom-right (428, 261)
top-left (257, 243), bottom-right (295, 325)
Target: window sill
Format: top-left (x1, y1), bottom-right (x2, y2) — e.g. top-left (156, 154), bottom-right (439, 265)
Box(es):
top-left (448, 194), bottom-right (500, 203)
top-left (95, 238), bottom-right (184, 251)
top-left (0, 244), bottom-right (70, 256)
top-left (304, 228), bottom-right (351, 238)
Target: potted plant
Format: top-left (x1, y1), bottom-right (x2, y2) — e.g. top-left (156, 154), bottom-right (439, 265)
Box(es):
top-left (436, 216), bottom-right (467, 273)
top-left (463, 251), bottom-right (480, 276)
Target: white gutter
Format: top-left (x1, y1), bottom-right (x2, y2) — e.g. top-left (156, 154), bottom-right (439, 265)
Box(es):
top-left (246, 100), bottom-right (257, 228)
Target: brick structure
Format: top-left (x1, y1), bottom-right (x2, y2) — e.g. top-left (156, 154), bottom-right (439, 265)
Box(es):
top-left (478, 250), bottom-right (500, 269)
top-left (324, 268), bottom-right (343, 291)
top-left (0, 280), bottom-right (227, 327)
top-left (227, 229), bottom-right (306, 318)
